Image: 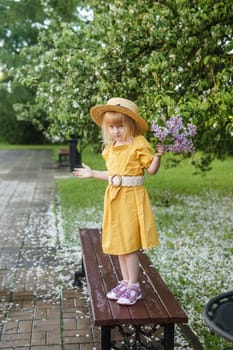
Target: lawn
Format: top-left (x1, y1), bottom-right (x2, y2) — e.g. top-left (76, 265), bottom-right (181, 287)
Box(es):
top-left (0, 142), bottom-right (64, 160)
top-left (56, 147), bottom-right (233, 350)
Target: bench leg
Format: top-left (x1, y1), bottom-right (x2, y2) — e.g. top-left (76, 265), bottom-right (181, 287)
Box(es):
top-left (164, 324), bottom-right (174, 350)
top-left (73, 258), bottom-right (85, 287)
top-left (101, 326), bottom-right (111, 350)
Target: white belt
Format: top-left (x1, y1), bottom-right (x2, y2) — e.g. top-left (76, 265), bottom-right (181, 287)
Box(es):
top-left (109, 175), bottom-right (145, 187)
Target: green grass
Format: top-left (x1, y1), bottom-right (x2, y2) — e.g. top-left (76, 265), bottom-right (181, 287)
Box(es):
top-left (147, 153), bottom-right (233, 195)
top-left (0, 143), bottom-right (57, 150)
top-left (2, 143), bottom-right (231, 195)
top-left (57, 147), bottom-right (233, 209)
top-left (0, 143), bottom-right (67, 160)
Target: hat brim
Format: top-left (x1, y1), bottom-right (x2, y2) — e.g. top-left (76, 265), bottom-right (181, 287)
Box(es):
top-left (90, 104), bottom-right (148, 133)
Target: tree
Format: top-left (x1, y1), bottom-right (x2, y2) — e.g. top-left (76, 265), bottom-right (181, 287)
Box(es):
top-left (13, 0), bottom-right (233, 167)
top-left (85, 0), bottom-right (233, 167)
top-left (0, 0), bottom-right (80, 143)
top-left (0, 0), bottom-right (47, 143)
top-left (13, 0), bottom-right (101, 147)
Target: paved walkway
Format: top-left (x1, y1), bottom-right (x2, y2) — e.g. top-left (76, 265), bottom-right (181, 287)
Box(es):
top-left (0, 150), bottom-right (99, 350)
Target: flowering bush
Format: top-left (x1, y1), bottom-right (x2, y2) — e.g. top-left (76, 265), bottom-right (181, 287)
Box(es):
top-left (151, 116), bottom-right (197, 153)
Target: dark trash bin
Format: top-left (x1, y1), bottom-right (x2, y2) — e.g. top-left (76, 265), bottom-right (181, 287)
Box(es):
top-left (203, 290), bottom-right (233, 343)
top-left (69, 139), bottom-right (82, 171)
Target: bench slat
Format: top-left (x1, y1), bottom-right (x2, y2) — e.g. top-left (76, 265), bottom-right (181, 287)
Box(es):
top-left (58, 149), bottom-right (69, 155)
top-left (109, 253), bottom-right (182, 323)
top-left (139, 252), bottom-right (188, 323)
top-left (138, 269), bottom-right (172, 322)
top-left (79, 229), bottom-right (115, 324)
top-left (109, 254), bottom-right (169, 323)
top-left (88, 229), bottom-right (135, 325)
top-left (81, 228), bottom-right (135, 325)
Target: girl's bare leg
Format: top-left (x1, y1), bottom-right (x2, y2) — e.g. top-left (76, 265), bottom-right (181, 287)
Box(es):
top-left (116, 252), bottom-right (141, 305)
top-left (125, 252), bottom-right (139, 284)
top-left (118, 255), bottom-right (128, 281)
top-left (118, 252), bottom-right (139, 284)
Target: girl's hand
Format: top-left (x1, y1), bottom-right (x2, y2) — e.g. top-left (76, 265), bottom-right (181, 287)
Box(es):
top-left (73, 163), bottom-right (92, 178)
top-left (155, 143), bottom-right (165, 157)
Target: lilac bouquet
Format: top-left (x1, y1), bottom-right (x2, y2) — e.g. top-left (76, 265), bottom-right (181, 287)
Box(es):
top-left (151, 115), bottom-right (197, 153)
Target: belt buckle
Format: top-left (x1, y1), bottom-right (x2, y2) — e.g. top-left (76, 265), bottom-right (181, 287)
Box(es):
top-left (110, 174), bottom-right (122, 187)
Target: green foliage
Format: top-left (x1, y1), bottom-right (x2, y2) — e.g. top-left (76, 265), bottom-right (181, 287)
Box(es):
top-left (0, 82), bottom-right (46, 143)
top-left (0, 0), bottom-right (47, 143)
top-left (2, 0), bottom-right (233, 165)
top-left (0, 0), bottom-right (84, 144)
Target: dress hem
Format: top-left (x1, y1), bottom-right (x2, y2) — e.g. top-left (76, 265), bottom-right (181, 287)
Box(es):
top-left (102, 243), bottom-right (159, 256)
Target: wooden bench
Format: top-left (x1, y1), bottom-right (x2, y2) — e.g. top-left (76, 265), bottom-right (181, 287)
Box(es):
top-left (58, 149), bottom-right (69, 167)
top-left (75, 228), bottom-right (189, 350)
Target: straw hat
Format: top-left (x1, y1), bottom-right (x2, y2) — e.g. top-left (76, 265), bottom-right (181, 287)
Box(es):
top-left (90, 97), bottom-right (148, 133)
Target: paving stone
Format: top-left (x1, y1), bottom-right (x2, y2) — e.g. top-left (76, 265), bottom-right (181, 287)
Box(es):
top-left (0, 331), bottom-right (31, 347)
top-left (63, 328), bottom-right (94, 345)
top-left (31, 346), bottom-right (61, 350)
top-left (31, 331), bottom-right (46, 346)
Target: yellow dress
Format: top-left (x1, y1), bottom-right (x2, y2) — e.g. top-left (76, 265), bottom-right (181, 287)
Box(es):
top-left (102, 135), bottom-right (159, 255)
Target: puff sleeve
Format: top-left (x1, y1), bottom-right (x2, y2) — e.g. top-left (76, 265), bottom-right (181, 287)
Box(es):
top-left (135, 135), bottom-right (154, 169)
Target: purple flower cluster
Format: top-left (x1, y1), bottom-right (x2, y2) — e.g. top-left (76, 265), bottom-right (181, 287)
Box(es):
top-left (151, 116), bottom-right (197, 153)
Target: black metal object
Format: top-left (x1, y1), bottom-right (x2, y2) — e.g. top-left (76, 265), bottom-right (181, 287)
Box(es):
top-left (101, 326), bottom-right (112, 350)
top-left (203, 290), bottom-right (233, 343)
top-left (73, 259), bottom-right (85, 287)
top-left (163, 324), bottom-right (174, 349)
top-left (69, 139), bottom-right (82, 171)
top-left (178, 324), bottom-right (204, 350)
top-left (101, 323), bottom-right (173, 350)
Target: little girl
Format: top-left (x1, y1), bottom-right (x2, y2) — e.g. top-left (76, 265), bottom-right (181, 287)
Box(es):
top-left (73, 97), bottom-right (164, 306)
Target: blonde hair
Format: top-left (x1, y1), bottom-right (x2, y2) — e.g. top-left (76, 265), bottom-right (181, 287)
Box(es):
top-left (102, 111), bottom-right (141, 145)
